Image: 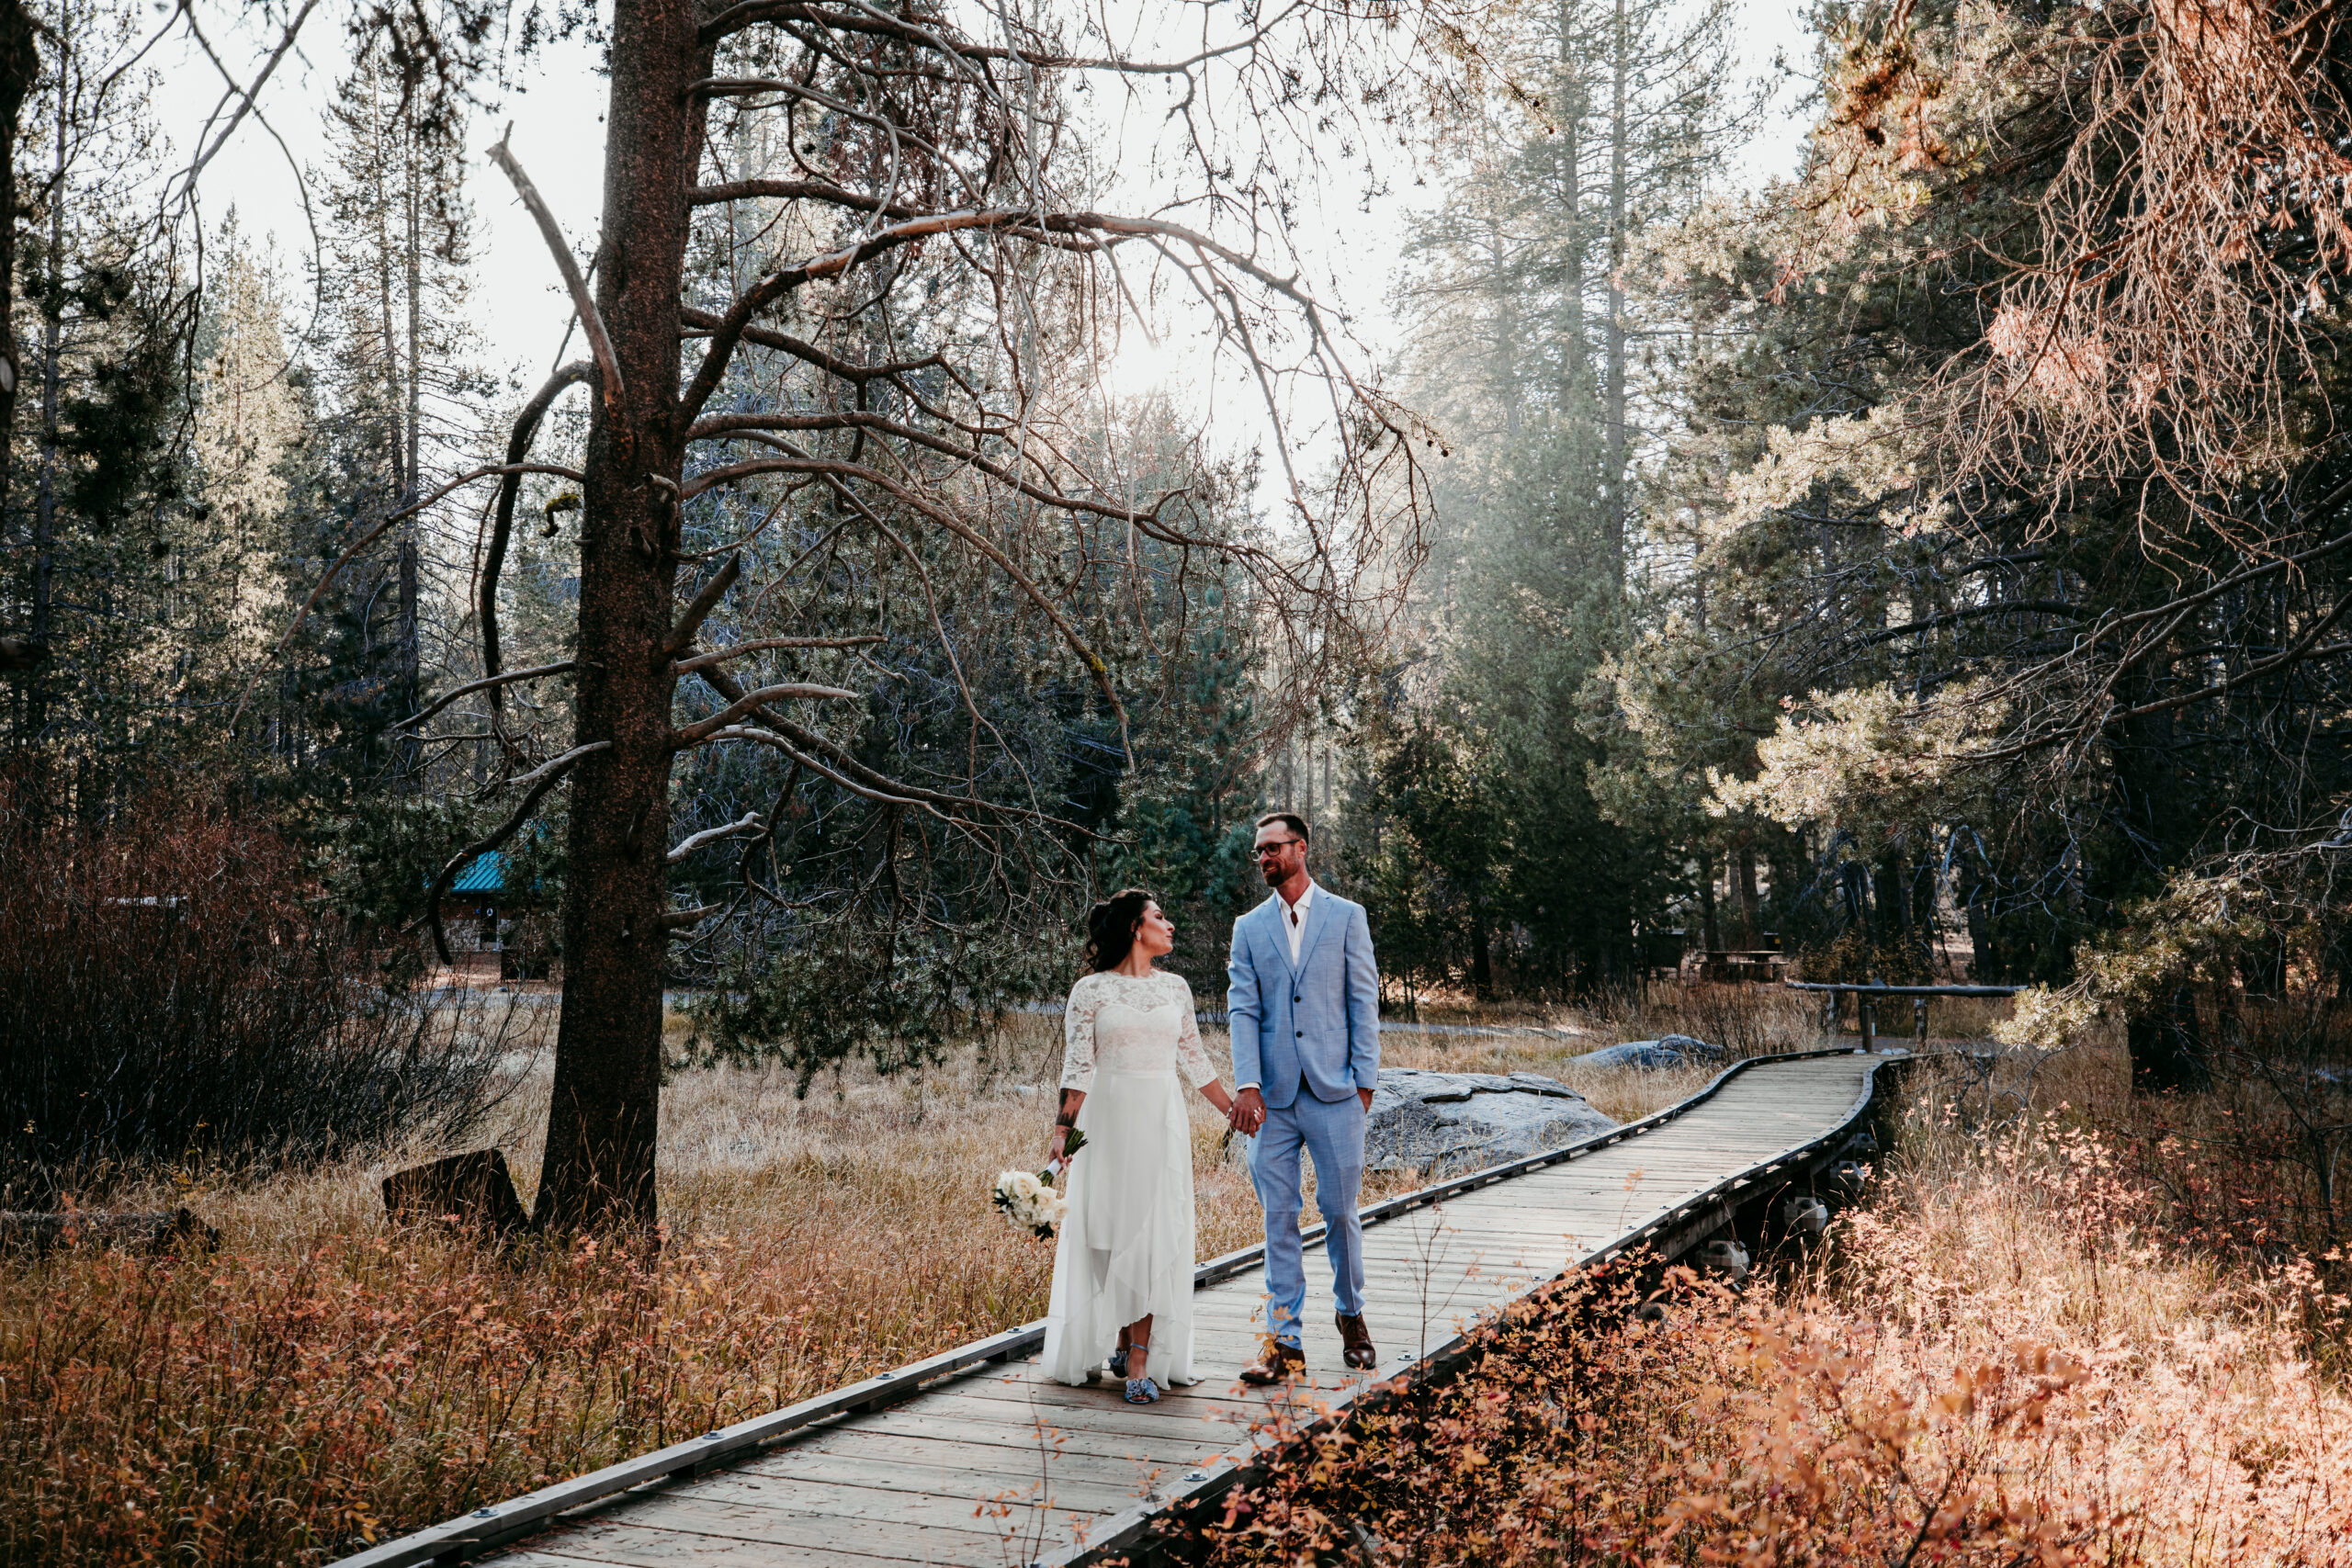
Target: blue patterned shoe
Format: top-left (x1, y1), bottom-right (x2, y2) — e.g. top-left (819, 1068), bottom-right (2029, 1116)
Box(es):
top-left (1124, 1376), bottom-right (1160, 1404)
top-left (1107, 1346), bottom-right (1128, 1379)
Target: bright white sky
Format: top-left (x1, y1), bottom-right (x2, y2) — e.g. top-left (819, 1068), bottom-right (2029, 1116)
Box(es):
top-left (155, 0), bottom-right (1818, 476)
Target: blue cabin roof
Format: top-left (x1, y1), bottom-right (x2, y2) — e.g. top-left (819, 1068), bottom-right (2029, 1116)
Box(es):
top-left (449, 852), bottom-right (510, 896)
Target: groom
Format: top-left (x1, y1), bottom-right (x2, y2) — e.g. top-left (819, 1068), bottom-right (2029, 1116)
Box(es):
top-left (1226, 811), bottom-right (1382, 1382)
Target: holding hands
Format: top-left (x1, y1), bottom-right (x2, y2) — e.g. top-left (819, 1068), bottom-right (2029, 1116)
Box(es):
top-left (1222, 1085), bottom-right (1365, 1135)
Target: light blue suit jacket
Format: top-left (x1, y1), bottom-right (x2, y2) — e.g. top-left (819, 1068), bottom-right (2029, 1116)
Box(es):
top-left (1227, 886), bottom-right (1381, 1109)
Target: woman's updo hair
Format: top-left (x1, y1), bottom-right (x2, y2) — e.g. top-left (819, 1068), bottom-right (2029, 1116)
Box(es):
top-left (1082, 888), bottom-right (1156, 973)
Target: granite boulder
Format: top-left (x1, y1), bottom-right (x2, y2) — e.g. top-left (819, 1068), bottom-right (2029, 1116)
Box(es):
top-left (1363, 1067), bottom-right (1619, 1178)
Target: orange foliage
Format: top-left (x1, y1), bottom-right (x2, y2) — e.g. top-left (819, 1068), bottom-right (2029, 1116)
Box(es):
top-left (1202, 1116), bottom-right (2352, 1567)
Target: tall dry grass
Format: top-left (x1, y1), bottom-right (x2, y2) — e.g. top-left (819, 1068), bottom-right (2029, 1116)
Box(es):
top-left (1203, 1032), bottom-right (2352, 1567)
top-left (1, 992), bottom-right (1750, 1567)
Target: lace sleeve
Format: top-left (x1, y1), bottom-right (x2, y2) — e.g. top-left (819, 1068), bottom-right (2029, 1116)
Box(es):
top-left (1171, 976), bottom-right (1216, 1088)
top-left (1060, 976), bottom-right (1102, 1091)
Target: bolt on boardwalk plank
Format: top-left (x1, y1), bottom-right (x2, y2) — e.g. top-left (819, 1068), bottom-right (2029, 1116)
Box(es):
top-left (343, 1050), bottom-right (1895, 1568)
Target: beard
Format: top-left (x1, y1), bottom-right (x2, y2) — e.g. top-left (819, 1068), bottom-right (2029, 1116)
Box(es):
top-left (1261, 862), bottom-right (1285, 886)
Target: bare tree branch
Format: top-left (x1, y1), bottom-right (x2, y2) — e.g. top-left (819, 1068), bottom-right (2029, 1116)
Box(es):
top-left (486, 132), bottom-right (625, 413)
top-left (391, 661), bottom-right (577, 734)
top-left (174, 0), bottom-right (320, 194)
top-left (666, 812), bottom-right (763, 863)
top-left (666, 554), bottom-right (742, 655)
top-left (673, 682), bottom-right (863, 747)
top-left (678, 306), bottom-right (949, 385)
top-left (481, 361), bottom-right (594, 716)
top-left (696, 0), bottom-right (1306, 74)
top-left (689, 177), bottom-right (922, 215)
top-left (672, 635), bottom-right (884, 674)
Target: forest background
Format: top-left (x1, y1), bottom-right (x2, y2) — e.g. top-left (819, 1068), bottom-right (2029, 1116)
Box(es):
top-left (1, 0), bottom-right (2347, 1200)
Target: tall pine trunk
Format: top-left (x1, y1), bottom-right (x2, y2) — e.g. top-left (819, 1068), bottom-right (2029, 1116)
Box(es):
top-left (0, 0), bottom-right (36, 726)
top-left (532, 0), bottom-right (708, 1232)
top-left (395, 104), bottom-right (424, 784)
top-left (0, 0), bottom-right (37, 524)
top-left (1603, 0), bottom-right (1628, 584)
top-left (28, 58), bottom-right (62, 743)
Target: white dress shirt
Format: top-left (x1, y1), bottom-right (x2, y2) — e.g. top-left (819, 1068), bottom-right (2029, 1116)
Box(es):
top-left (1282, 880), bottom-right (1316, 966)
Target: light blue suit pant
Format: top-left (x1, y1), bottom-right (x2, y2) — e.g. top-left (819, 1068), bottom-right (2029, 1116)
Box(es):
top-left (1250, 1089), bottom-right (1367, 1343)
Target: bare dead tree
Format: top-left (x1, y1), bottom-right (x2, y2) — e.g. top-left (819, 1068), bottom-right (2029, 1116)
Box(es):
top-left (1957, 0), bottom-right (2352, 534)
top-left (244, 0), bottom-right (1495, 1230)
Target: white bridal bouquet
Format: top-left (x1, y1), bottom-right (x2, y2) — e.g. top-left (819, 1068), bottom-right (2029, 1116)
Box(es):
top-left (991, 1129), bottom-right (1086, 1238)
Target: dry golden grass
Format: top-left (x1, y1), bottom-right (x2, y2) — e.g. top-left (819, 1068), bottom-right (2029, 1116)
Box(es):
top-left (1206, 1032), bottom-right (2352, 1567)
top-left (4, 988), bottom-right (1778, 1566)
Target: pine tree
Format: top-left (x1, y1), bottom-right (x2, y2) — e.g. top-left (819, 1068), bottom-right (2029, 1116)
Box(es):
top-left (1360, 0), bottom-right (1750, 995)
top-left (3, 0), bottom-right (193, 811)
top-left (186, 228), bottom-right (301, 696)
top-left (301, 37), bottom-right (478, 794)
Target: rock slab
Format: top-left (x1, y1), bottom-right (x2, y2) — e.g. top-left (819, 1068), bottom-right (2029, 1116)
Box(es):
top-left (1364, 1068), bottom-right (1619, 1177)
top-left (382, 1148), bottom-right (529, 1237)
top-left (1567, 1033), bottom-right (1726, 1071)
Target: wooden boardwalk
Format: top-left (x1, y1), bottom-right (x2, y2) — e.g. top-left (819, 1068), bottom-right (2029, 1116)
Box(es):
top-left (344, 1048), bottom-right (1900, 1568)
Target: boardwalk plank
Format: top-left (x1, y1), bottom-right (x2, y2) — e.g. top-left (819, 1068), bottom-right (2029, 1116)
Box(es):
top-left (532, 1511), bottom-right (1016, 1567)
top-left (696, 1453), bottom-right (1143, 1513)
top-left (637, 1481), bottom-right (1104, 1534)
top-left (763, 1427), bottom-right (1218, 1489)
top-left (849, 1406), bottom-right (1232, 1464)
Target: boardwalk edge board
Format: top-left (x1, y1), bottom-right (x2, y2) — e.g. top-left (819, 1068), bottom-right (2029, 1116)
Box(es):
top-left (329, 1045), bottom-right (1905, 1568)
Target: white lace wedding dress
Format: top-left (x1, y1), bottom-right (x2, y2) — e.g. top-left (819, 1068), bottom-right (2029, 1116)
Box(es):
top-left (1042, 968), bottom-right (1216, 1387)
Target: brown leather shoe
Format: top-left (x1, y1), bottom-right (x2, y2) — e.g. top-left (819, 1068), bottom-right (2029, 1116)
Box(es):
top-left (1337, 1312), bottom-right (1376, 1371)
top-left (1237, 1337), bottom-right (1306, 1385)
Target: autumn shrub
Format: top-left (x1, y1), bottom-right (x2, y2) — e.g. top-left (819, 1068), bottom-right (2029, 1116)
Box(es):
top-left (2100, 991), bottom-right (2352, 1264)
top-left (1201, 1041), bottom-right (2352, 1567)
top-left (0, 784), bottom-right (515, 1202)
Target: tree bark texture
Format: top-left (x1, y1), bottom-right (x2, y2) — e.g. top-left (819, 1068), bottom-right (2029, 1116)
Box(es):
top-left (533, 0), bottom-right (708, 1232)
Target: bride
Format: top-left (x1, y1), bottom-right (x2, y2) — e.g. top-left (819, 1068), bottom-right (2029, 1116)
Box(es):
top-left (1042, 888), bottom-right (1238, 1404)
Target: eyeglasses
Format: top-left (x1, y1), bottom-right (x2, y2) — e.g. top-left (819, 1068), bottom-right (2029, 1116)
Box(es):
top-left (1253, 840), bottom-right (1304, 859)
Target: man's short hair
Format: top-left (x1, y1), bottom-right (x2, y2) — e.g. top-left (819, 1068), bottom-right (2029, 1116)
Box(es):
top-left (1255, 811), bottom-right (1310, 845)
